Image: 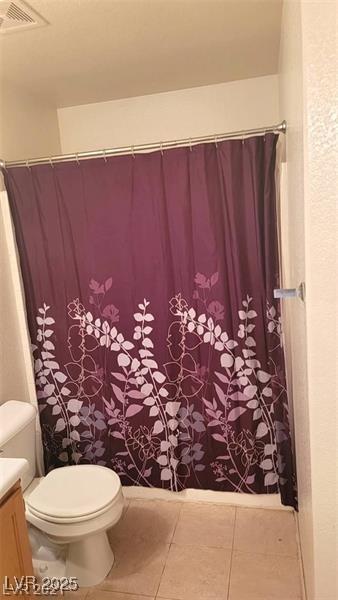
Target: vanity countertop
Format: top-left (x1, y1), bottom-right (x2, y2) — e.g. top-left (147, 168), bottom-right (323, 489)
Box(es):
top-left (0, 458), bottom-right (29, 500)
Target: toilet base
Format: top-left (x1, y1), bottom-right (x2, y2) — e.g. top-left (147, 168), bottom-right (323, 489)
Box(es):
top-left (66, 531), bottom-right (114, 587)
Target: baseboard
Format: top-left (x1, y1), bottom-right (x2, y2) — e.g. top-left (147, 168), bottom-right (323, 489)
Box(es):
top-left (123, 485), bottom-right (293, 510)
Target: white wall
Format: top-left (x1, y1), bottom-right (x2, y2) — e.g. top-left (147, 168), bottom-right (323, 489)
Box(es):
top-left (0, 81), bottom-right (61, 410)
top-left (279, 1), bottom-right (337, 599)
top-left (279, 0), bottom-right (313, 595)
top-left (0, 185), bottom-right (36, 407)
top-left (57, 75), bottom-right (279, 153)
top-left (302, 1), bottom-right (337, 598)
top-left (0, 81), bottom-right (61, 161)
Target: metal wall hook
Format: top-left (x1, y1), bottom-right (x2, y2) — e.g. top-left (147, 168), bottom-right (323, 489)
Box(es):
top-left (274, 282), bottom-right (305, 302)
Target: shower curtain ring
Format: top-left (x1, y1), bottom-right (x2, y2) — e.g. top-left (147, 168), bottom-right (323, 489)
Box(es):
top-left (214, 135), bottom-right (218, 149)
top-left (26, 160), bottom-right (31, 170)
top-left (131, 146), bottom-right (135, 159)
top-left (102, 150), bottom-right (107, 163)
top-left (189, 138), bottom-right (193, 152)
top-left (160, 142), bottom-right (164, 156)
top-left (76, 153), bottom-right (80, 166)
top-left (49, 157), bottom-right (54, 169)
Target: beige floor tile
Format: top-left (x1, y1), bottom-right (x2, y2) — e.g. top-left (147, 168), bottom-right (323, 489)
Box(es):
top-left (107, 498), bottom-right (131, 541)
top-left (158, 543), bottom-right (231, 600)
top-left (173, 502), bottom-right (235, 549)
top-left (234, 508), bottom-right (298, 556)
top-left (87, 590), bottom-right (154, 599)
top-left (109, 499), bottom-right (182, 544)
top-left (98, 536), bottom-right (170, 597)
top-left (228, 551), bottom-right (302, 600)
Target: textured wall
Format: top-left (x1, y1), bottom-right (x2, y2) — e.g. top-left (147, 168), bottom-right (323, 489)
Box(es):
top-left (279, 1), bottom-right (337, 599)
top-left (302, 1), bottom-right (337, 598)
top-left (279, 1), bottom-right (314, 596)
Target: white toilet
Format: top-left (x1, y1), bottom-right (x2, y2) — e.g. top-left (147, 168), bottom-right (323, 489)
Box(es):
top-left (0, 400), bottom-right (124, 586)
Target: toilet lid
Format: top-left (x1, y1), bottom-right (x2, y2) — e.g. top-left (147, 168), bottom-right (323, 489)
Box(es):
top-left (26, 465), bottom-right (121, 520)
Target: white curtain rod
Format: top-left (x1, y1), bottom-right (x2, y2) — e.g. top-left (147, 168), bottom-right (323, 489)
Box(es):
top-left (1, 120), bottom-right (286, 169)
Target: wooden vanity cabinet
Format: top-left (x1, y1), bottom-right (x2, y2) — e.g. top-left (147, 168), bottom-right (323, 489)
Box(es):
top-left (0, 480), bottom-right (33, 592)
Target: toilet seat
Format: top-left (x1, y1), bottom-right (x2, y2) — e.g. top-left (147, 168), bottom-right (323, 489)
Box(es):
top-left (27, 498), bottom-right (117, 524)
top-left (24, 466), bottom-right (124, 586)
top-left (26, 464), bottom-right (121, 524)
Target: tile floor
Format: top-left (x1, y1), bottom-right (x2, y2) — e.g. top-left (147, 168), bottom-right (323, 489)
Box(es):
top-left (73, 499), bottom-right (303, 600)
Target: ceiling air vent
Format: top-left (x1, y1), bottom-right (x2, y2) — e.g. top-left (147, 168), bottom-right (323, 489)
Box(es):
top-left (0, 0), bottom-right (47, 34)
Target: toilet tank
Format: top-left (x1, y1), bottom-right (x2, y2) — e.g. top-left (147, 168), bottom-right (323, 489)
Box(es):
top-left (0, 400), bottom-right (37, 490)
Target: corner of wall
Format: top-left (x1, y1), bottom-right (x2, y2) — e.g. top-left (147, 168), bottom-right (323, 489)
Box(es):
top-left (278, 1), bottom-right (314, 599)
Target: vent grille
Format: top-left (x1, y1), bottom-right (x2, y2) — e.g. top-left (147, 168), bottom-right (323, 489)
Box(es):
top-left (0, 0), bottom-right (47, 34)
top-left (7, 2), bottom-right (34, 22)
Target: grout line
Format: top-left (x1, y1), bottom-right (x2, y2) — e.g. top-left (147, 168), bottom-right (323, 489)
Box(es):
top-left (226, 506), bottom-right (237, 600)
top-left (123, 498), bottom-right (131, 513)
top-left (164, 541), bottom-right (299, 560)
top-left (226, 548), bottom-right (299, 559)
top-left (170, 501), bottom-right (183, 542)
top-left (95, 584), bottom-right (155, 598)
top-left (155, 502), bottom-right (182, 598)
top-left (117, 593), bottom-right (154, 598)
top-left (169, 541), bottom-right (235, 551)
top-left (154, 542), bottom-right (171, 599)
top-left (294, 511), bottom-right (308, 600)
top-left (96, 591), bottom-right (154, 598)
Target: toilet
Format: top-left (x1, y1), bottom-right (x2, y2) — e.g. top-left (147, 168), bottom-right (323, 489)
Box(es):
top-left (0, 401), bottom-right (124, 587)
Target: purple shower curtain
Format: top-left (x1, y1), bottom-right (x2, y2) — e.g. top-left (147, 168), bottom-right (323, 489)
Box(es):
top-left (5, 134), bottom-right (297, 507)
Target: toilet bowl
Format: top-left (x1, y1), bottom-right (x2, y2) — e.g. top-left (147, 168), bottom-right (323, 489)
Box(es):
top-left (24, 464), bottom-right (124, 587)
top-left (0, 401), bottom-right (125, 588)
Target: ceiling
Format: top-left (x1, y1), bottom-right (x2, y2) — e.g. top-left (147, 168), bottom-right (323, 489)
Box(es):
top-left (0, 0), bottom-right (282, 108)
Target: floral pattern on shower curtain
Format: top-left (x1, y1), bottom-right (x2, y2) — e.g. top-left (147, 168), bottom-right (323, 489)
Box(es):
top-left (5, 133), bottom-right (297, 507)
